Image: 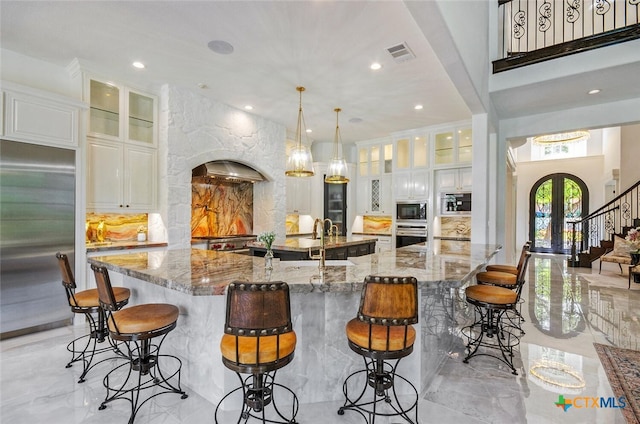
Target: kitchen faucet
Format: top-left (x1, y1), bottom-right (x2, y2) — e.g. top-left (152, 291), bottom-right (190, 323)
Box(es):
top-left (310, 217), bottom-right (333, 271)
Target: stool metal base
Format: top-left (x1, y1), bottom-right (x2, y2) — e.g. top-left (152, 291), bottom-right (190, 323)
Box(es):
top-left (462, 305), bottom-right (521, 375)
top-left (215, 370), bottom-right (299, 424)
top-left (338, 357), bottom-right (418, 424)
top-left (99, 336), bottom-right (187, 424)
top-left (65, 312), bottom-right (127, 383)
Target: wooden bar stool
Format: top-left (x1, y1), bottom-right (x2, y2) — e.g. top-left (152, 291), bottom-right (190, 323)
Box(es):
top-left (338, 275), bottom-right (419, 424)
top-left (216, 281), bottom-right (298, 424)
top-left (462, 253), bottom-right (530, 375)
top-left (56, 252), bottom-right (130, 383)
top-left (485, 241), bottom-right (531, 275)
top-left (91, 264), bottom-right (187, 424)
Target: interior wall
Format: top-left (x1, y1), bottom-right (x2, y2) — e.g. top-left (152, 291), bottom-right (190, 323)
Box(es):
top-left (621, 124), bottom-right (640, 191)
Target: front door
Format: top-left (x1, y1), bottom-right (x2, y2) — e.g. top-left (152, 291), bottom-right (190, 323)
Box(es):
top-left (529, 173), bottom-right (588, 254)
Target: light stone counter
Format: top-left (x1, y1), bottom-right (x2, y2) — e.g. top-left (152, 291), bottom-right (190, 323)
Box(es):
top-left (254, 235), bottom-right (379, 252)
top-left (86, 241), bottom-right (501, 408)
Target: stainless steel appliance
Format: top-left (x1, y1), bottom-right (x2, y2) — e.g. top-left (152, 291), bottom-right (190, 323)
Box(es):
top-left (441, 192), bottom-right (472, 214)
top-left (1, 139), bottom-right (75, 338)
top-left (396, 223), bottom-right (428, 248)
top-left (396, 201), bottom-right (427, 222)
top-left (194, 235), bottom-right (257, 252)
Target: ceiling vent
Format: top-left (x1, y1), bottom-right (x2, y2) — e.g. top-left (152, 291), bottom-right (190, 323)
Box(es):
top-left (386, 42), bottom-right (416, 63)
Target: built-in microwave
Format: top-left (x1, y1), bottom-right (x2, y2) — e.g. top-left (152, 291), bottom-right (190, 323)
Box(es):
top-left (441, 192), bottom-right (472, 214)
top-left (396, 201), bottom-right (427, 222)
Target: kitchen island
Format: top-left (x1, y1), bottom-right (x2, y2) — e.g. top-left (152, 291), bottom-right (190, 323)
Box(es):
top-left (248, 235), bottom-right (377, 260)
top-left (87, 241), bottom-right (500, 409)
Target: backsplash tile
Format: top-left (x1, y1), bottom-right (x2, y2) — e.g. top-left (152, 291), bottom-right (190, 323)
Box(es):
top-left (86, 213), bottom-right (148, 242)
top-left (191, 179), bottom-right (253, 237)
top-left (363, 215), bottom-right (392, 234)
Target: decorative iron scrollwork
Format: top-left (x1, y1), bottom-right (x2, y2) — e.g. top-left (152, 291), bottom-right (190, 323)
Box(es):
top-left (630, 0), bottom-right (640, 6)
top-left (566, 0), bottom-right (581, 24)
top-left (514, 10), bottom-right (527, 39)
top-left (538, 1), bottom-right (552, 32)
top-left (595, 0), bottom-right (611, 15)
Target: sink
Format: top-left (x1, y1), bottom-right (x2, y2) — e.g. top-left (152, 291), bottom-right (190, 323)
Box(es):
top-left (284, 260), bottom-right (355, 267)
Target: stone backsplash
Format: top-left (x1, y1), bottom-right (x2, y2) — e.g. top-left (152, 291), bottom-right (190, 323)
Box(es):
top-left (363, 215), bottom-right (392, 234)
top-left (191, 179), bottom-right (253, 237)
top-left (440, 216), bottom-right (471, 239)
top-left (86, 213), bottom-right (148, 242)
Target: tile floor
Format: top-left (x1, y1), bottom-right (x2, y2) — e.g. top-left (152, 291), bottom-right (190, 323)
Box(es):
top-left (1, 253), bottom-right (638, 423)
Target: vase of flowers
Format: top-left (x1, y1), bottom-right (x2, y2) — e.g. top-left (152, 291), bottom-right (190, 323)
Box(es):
top-left (258, 231), bottom-right (276, 270)
top-left (625, 227), bottom-right (640, 267)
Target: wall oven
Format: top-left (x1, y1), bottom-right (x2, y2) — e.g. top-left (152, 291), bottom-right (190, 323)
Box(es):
top-left (396, 201), bottom-right (427, 222)
top-left (396, 223), bottom-right (428, 248)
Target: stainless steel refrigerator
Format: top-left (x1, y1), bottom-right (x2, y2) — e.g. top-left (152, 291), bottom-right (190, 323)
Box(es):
top-left (1, 139), bottom-right (75, 338)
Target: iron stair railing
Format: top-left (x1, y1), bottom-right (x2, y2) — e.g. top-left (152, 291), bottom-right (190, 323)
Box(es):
top-left (569, 180), bottom-right (640, 266)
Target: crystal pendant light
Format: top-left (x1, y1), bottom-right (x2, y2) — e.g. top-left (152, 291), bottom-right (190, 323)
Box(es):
top-left (285, 87), bottom-right (315, 177)
top-left (325, 108), bottom-right (349, 184)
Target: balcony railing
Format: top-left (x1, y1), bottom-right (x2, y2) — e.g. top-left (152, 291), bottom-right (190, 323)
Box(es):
top-left (494, 0), bottom-right (640, 73)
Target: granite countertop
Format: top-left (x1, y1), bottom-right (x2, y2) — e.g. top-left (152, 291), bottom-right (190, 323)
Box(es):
top-left (87, 240), bottom-right (501, 296)
top-left (249, 235), bottom-right (378, 252)
top-left (86, 240), bottom-right (168, 253)
top-left (352, 232), bottom-right (392, 236)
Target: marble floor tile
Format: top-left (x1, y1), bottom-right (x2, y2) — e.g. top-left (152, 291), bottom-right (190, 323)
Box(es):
top-left (1, 254), bottom-right (638, 423)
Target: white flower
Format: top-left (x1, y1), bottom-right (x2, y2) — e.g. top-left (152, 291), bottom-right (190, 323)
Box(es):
top-left (257, 231), bottom-right (276, 250)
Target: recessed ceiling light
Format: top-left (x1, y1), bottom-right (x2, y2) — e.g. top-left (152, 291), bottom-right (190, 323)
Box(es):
top-left (208, 40), bottom-right (234, 55)
top-left (370, 62), bottom-right (382, 70)
top-left (244, 105), bottom-right (253, 110)
top-left (197, 83), bottom-right (208, 89)
top-left (306, 129), bottom-right (312, 133)
top-left (588, 89), bottom-right (601, 95)
top-left (132, 61), bottom-right (145, 69)
top-left (414, 104), bottom-right (423, 110)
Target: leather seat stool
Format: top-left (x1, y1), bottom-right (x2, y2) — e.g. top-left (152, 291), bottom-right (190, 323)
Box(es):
top-left (56, 252), bottom-right (129, 383)
top-left (485, 241), bottom-right (530, 275)
top-left (92, 264), bottom-right (187, 424)
top-left (215, 281), bottom-right (298, 424)
top-left (462, 253), bottom-right (530, 375)
top-left (338, 275), bottom-right (419, 424)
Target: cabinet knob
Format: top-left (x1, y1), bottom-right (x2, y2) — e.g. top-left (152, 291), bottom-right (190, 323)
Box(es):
top-left (119, 204), bottom-right (123, 208)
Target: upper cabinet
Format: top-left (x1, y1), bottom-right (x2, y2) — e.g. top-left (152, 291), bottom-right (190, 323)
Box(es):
top-left (286, 176), bottom-right (312, 215)
top-left (85, 76), bottom-right (158, 211)
top-left (434, 127), bottom-right (472, 166)
top-left (356, 140), bottom-right (393, 215)
top-left (88, 78), bottom-right (157, 146)
top-left (436, 167), bottom-right (473, 192)
top-left (395, 135), bottom-right (428, 170)
top-left (2, 81), bottom-right (84, 148)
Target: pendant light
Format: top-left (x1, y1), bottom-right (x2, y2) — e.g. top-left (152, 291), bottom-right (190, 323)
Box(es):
top-left (285, 86), bottom-right (315, 177)
top-left (325, 108), bottom-right (349, 184)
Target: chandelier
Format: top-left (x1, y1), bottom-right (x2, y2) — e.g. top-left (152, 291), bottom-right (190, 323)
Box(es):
top-left (285, 86), bottom-right (315, 177)
top-left (532, 130), bottom-right (590, 145)
top-left (325, 108), bottom-right (349, 184)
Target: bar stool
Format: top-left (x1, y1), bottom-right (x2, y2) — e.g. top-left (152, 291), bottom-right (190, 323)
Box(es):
top-left (91, 264), bottom-right (187, 423)
top-left (485, 241), bottom-right (531, 275)
top-left (56, 252), bottom-right (130, 383)
top-left (338, 275), bottom-right (419, 424)
top-left (215, 281), bottom-right (298, 424)
top-left (462, 253), bottom-right (530, 375)
top-left (476, 250), bottom-right (531, 334)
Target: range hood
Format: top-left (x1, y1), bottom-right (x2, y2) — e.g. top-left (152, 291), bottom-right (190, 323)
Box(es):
top-left (192, 161), bottom-right (265, 183)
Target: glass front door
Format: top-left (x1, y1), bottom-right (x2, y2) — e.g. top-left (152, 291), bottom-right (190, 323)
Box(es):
top-left (529, 173), bottom-right (588, 254)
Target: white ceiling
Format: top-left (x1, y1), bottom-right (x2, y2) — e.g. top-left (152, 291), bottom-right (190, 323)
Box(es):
top-left (0, 1), bottom-right (472, 145)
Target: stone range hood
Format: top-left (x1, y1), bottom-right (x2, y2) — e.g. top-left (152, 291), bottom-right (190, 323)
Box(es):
top-left (192, 160), bottom-right (266, 183)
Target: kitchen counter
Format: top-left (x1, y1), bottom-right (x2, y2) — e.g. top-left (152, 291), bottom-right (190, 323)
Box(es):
top-left (87, 240), bottom-right (500, 295)
top-left (86, 240), bottom-right (500, 406)
top-left (249, 235), bottom-right (378, 260)
top-left (86, 240), bottom-right (168, 253)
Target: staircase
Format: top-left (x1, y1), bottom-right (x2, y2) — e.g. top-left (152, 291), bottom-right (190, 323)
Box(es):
top-left (568, 181), bottom-right (640, 267)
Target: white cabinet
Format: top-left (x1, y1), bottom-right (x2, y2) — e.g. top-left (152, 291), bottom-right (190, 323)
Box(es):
top-left (434, 127), bottom-right (472, 166)
top-left (376, 235), bottom-right (392, 253)
top-left (357, 175), bottom-right (392, 215)
top-left (87, 138), bottom-right (157, 211)
top-left (436, 167), bottom-right (472, 192)
top-left (286, 176), bottom-right (312, 214)
top-left (395, 135), bottom-right (428, 170)
top-left (87, 77), bottom-right (157, 146)
top-left (394, 169), bottom-right (429, 200)
top-left (2, 82), bottom-right (84, 147)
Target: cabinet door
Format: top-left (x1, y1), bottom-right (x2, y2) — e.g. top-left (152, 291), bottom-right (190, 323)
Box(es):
top-left (87, 139), bottom-right (123, 209)
top-left (127, 89), bottom-right (157, 146)
top-left (88, 79), bottom-right (121, 140)
top-left (459, 167), bottom-right (473, 190)
top-left (436, 169), bottom-right (457, 192)
top-left (411, 170), bottom-right (429, 200)
top-left (286, 177), bottom-right (311, 214)
top-left (394, 171), bottom-right (411, 200)
top-left (379, 174), bottom-right (393, 214)
top-left (124, 145), bottom-right (157, 210)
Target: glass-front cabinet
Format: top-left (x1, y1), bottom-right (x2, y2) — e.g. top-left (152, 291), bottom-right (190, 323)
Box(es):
top-left (396, 135), bottom-right (428, 169)
top-left (434, 127), bottom-right (472, 166)
top-left (356, 140), bottom-right (393, 215)
top-left (88, 77), bottom-right (157, 146)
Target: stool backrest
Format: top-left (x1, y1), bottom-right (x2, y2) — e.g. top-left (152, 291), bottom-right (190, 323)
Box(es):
top-left (91, 264), bottom-right (119, 312)
top-left (514, 252), bottom-right (532, 300)
top-left (56, 252), bottom-right (76, 289)
top-left (358, 276), bottom-right (418, 326)
top-left (515, 242), bottom-right (532, 272)
top-left (224, 282), bottom-right (293, 335)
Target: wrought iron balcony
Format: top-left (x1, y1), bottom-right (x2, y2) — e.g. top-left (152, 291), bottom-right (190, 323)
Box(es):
top-left (494, 0), bottom-right (640, 73)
